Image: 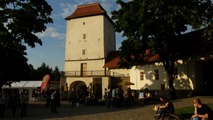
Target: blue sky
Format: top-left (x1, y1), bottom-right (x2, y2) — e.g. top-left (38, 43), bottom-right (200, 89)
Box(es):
top-left (26, 0), bottom-right (127, 71)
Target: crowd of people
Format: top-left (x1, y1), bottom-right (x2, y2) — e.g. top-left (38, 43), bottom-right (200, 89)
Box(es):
top-left (67, 85), bottom-right (136, 108)
top-left (139, 88), bottom-right (152, 104)
top-left (0, 89), bottom-right (29, 117)
top-left (104, 86), bottom-right (135, 108)
top-left (1, 87), bottom-right (213, 119)
top-left (0, 88), bottom-right (62, 117)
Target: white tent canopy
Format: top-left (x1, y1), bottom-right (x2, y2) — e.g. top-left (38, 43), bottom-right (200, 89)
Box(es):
top-left (2, 81), bottom-right (42, 101)
top-left (2, 81), bottom-right (42, 89)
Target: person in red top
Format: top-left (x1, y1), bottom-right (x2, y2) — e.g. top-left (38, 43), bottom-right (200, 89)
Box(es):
top-left (191, 98), bottom-right (213, 120)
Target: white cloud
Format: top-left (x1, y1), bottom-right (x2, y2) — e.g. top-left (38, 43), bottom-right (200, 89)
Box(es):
top-left (60, 3), bottom-right (78, 18)
top-left (36, 27), bottom-right (65, 40)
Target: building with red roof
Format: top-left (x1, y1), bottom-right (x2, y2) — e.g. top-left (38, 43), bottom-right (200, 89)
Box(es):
top-left (61, 2), bottom-right (213, 100)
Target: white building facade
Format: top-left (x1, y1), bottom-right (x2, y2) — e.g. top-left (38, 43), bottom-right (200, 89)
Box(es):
top-left (62, 2), bottom-right (119, 99)
top-left (128, 57), bottom-right (213, 97)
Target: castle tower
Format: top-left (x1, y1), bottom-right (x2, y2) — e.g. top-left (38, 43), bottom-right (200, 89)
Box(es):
top-left (62, 2), bottom-right (116, 99)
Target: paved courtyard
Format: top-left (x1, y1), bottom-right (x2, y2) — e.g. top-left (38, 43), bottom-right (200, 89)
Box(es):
top-left (1, 96), bottom-right (213, 120)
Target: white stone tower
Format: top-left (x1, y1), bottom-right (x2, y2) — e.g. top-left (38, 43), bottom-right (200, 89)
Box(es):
top-left (62, 2), bottom-right (116, 99)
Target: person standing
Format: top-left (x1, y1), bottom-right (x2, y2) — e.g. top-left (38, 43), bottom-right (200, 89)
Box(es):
top-left (50, 89), bottom-right (57, 113)
top-left (0, 90), bottom-right (7, 117)
top-left (116, 87), bottom-right (124, 107)
top-left (34, 89), bottom-right (38, 101)
top-left (76, 90), bottom-right (80, 108)
top-left (10, 90), bottom-right (18, 117)
top-left (45, 88), bottom-right (51, 107)
top-left (191, 98), bottom-right (213, 120)
top-left (144, 88), bottom-right (152, 104)
top-left (125, 86), bottom-right (132, 106)
top-left (111, 87), bottom-right (116, 107)
top-left (104, 88), bottom-right (110, 107)
top-left (20, 90), bottom-right (29, 117)
top-left (69, 88), bottom-right (77, 107)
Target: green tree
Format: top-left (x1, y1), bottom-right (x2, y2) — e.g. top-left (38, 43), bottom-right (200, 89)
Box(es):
top-left (35, 62), bottom-right (53, 80)
top-left (34, 63), bottom-right (61, 81)
top-left (0, 0), bottom-right (53, 86)
top-left (21, 62), bottom-right (61, 81)
top-left (22, 64), bottom-right (35, 80)
top-left (111, 0), bottom-right (213, 99)
top-left (52, 66), bottom-right (61, 81)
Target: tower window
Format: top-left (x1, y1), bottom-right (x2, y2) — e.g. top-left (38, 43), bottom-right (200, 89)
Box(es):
top-left (83, 34), bottom-right (86, 39)
top-left (82, 49), bottom-right (85, 55)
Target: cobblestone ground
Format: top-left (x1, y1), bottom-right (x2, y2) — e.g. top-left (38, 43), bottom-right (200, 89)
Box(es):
top-left (1, 96), bottom-right (213, 120)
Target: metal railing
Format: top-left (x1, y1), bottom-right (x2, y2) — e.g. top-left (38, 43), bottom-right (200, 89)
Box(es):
top-left (63, 70), bottom-right (124, 77)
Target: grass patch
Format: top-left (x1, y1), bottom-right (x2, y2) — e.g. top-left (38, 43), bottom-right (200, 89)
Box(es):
top-left (175, 103), bottom-right (213, 119)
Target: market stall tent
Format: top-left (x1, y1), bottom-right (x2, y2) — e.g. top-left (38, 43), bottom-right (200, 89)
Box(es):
top-left (2, 81), bottom-right (42, 100)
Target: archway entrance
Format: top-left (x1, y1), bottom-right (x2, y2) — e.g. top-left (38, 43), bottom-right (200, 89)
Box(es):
top-left (70, 81), bottom-right (86, 92)
top-left (69, 81), bottom-right (88, 103)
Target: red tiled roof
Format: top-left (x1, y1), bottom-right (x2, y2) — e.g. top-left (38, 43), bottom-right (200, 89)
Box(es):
top-left (65, 2), bottom-right (106, 20)
top-left (104, 51), bottom-right (120, 69)
top-left (104, 51), bottom-right (160, 69)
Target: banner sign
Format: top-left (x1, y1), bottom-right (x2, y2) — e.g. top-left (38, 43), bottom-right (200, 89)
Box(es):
top-left (40, 74), bottom-right (50, 93)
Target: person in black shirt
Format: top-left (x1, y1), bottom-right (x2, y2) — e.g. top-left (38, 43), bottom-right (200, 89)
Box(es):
top-left (45, 88), bottom-right (51, 107)
top-left (155, 96), bottom-right (174, 119)
top-left (191, 98), bottom-right (213, 120)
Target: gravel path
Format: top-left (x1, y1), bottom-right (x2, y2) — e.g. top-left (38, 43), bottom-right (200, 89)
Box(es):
top-left (1, 96), bottom-right (213, 120)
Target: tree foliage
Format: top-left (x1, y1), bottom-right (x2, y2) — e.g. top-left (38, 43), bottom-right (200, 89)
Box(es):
top-left (22, 63), bottom-right (62, 81)
top-left (0, 0), bottom-right (53, 85)
top-left (112, 0), bottom-right (213, 99)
